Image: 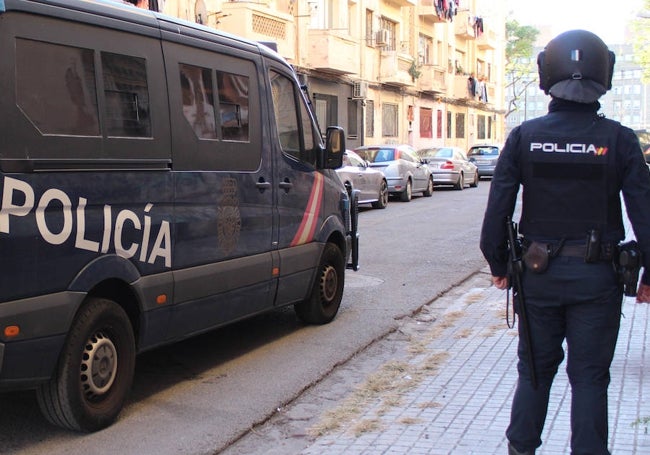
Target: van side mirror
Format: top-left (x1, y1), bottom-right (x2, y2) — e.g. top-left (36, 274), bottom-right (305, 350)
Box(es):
top-left (324, 126), bottom-right (345, 169)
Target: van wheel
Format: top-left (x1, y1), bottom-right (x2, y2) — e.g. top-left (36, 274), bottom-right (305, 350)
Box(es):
top-left (372, 180), bottom-right (389, 209)
top-left (36, 298), bottom-right (135, 432)
top-left (295, 243), bottom-right (345, 325)
top-left (400, 180), bottom-right (412, 202)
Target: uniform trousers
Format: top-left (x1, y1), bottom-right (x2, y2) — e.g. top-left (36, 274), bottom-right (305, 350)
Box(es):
top-left (506, 256), bottom-right (622, 455)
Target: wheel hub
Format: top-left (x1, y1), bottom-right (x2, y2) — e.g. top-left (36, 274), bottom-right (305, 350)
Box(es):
top-left (320, 264), bottom-right (338, 303)
top-left (80, 332), bottom-right (117, 398)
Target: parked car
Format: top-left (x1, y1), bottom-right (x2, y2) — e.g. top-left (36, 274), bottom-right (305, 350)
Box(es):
top-left (467, 143), bottom-right (502, 178)
top-left (354, 144), bottom-right (434, 202)
top-left (336, 150), bottom-right (389, 209)
top-left (417, 146), bottom-right (479, 190)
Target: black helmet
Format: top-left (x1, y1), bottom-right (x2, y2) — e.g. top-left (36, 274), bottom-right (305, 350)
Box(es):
top-left (537, 30), bottom-right (615, 103)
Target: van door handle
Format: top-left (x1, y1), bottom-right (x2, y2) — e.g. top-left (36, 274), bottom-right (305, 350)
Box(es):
top-left (256, 178), bottom-right (271, 192)
top-left (279, 178), bottom-right (293, 193)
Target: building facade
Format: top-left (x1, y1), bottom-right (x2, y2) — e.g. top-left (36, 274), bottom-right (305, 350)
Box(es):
top-left (138, 0), bottom-right (508, 150)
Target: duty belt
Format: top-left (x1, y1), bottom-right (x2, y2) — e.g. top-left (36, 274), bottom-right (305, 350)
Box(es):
top-left (555, 243), bottom-right (615, 261)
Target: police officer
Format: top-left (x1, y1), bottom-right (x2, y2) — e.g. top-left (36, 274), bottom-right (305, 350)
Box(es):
top-left (480, 30), bottom-right (650, 455)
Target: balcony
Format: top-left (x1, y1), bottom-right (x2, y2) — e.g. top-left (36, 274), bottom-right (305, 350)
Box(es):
top-left (380, 51), bottom-right (415, 87)
top-left (477, 29), bottom-right (497, 50)
top-left (419, 65), bottom-right (446, 94)
top-left (385, 0), bottom-right (417, 7)
top-left (306, 30), bottom-right (360, 75)
top-left (454, 11), bottom-right (475, 40)
top-left (219, 2), bottom-right (295, 61)
top-left (418, 0), bottom-right (448, 23)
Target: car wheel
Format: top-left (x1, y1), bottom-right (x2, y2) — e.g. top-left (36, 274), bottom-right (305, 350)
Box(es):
top-left (469, 172), bottom-right (479, 188)
top-left (372, 179), bottom-right (389, 209)
top-left (295, 243), bottom-right (345, 324)
top-left (400, 179), bottom-right (412, 202)
top-left (36, 298), bottom-right (135, 432)
top-left (454, 173), bottom-right (464, 190)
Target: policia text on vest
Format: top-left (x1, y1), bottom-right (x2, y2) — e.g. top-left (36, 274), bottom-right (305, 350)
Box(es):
top-left (0, 0), bottom-right (359, 432)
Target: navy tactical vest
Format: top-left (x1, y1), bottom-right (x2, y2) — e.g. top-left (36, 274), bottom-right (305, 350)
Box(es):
top-left (518, 113), bottom-right (623, 241)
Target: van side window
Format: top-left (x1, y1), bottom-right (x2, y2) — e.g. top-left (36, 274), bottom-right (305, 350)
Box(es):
top-left (217, 71), bottom-right (249, 142)
top-left (101, 52), bottom-right (151, 137)
top-left (15, 38), bottom-right (100, 136)
top-left (269, 70), bottom-right (316, 167)
top-left (180, 64), bottom-right (217, 139)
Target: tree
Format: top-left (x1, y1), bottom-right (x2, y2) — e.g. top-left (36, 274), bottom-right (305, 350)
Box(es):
top-left (632, 0), bottom-right (650, 83)
top-left (504, 20), bottom-right (539, 119)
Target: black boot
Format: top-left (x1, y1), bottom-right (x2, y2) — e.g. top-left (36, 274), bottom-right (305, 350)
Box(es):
top-left (508, 443), bottom-right (535, 455)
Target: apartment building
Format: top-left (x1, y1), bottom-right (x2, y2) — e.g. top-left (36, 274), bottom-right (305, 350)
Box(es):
top-left (150, 0), bottom-right (507, 150)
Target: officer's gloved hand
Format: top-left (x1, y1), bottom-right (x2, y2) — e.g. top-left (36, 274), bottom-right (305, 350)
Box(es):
top-left (636, 283), bottom-right (650, 303)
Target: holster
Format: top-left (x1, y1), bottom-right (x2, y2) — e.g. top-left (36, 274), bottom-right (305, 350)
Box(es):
top-left (522, 241), bottom-right (549, 274)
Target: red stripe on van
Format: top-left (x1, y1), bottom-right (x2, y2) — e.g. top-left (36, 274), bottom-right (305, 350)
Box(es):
top-left (290, 172), bottom-right (324, 246)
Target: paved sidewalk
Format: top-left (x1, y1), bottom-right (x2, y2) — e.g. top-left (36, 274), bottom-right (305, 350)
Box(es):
top-left (299, 270), bottom-right (650, 455)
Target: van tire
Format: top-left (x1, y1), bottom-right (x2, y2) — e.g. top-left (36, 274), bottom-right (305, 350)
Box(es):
top-left (36, 298), bottom-right (135, 432)
top-left (295, 243), bottom-right (345, 324)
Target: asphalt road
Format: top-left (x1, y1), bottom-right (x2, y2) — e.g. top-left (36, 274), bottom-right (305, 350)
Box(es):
top-left (0, 180), bottom-right (492, 455)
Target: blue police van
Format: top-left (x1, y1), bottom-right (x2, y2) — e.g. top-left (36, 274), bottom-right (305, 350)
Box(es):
top-left (0, 0), bottom-right (359, 431)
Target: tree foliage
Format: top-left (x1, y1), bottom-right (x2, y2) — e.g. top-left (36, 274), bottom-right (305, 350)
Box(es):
top-left (504, 20), bottom-right (539, 119)
top-left (632, 0), bottom-right (650, 83)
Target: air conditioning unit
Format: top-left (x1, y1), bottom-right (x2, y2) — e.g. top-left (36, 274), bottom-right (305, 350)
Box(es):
top-left (375, 29), bottom-right (390, 47)
top-left (352, 81), bottom-right (368, 99)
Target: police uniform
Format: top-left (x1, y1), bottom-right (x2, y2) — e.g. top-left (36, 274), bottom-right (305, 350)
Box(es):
top-left (480, 30), bottom-right (650, 455)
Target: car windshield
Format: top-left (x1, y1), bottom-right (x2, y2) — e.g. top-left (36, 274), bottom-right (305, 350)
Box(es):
top-left (468, 146), bottom-right (499, 156)
top-left (356, 148), bottom-right (395, 163)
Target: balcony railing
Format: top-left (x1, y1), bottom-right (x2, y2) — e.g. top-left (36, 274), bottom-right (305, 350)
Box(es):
top-left (380, 51), bottom-right (415, 87)
top-left (476, 29), bottom-right (497, 50)
top-left (419, 65), bottom-right (446, 94)
top-left (454, 11), bottom-right (475, 40)
top-left (306, 30), bottom-right (360, 75)
top-left (388, 0), bottom-right (417, 7)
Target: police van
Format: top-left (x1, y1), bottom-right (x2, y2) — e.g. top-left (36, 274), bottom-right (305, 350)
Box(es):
top-left (0, 0), bottom-right (359, 431)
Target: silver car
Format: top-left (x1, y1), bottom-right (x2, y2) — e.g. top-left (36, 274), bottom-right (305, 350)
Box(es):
top-left (467, 143), bottom-right (502, 178)
top-left (417, 146), bottom-right (479, 190)
top-left (354, 144), bottom-right (434, 202)
top-left (336, 150), bottom-right (389, 209)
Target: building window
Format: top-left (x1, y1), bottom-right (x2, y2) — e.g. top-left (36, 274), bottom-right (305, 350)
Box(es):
top-left (418, 34), bottom-right (432, 65)
top-left (455, 112), bottom-right (465, 139)
top-left (366, 100), bottom-right (375, 138)
top-left (420, 107), bottom-right (432, 138)
top-left (348, 99), bottom-right (358, 139)
top-left (437, 109), bottom-right (443, 139)
top-left (447, 111), bottom-right (452, 139)
top-left (379, 17), bottom-right (396, 51)
top-left (366, 9), bottom-right (374, 46)
top-left (382, 103), bottom-right (398, 137)
top-left (477, 114), bottom-right (486, 140)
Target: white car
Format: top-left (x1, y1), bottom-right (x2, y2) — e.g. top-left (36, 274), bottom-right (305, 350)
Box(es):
top-left (336, 150), bottom-right (389, 209)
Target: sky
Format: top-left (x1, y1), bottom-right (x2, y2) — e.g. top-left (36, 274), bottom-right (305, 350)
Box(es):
top-left (504, 0), bottom-right (645, 45)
